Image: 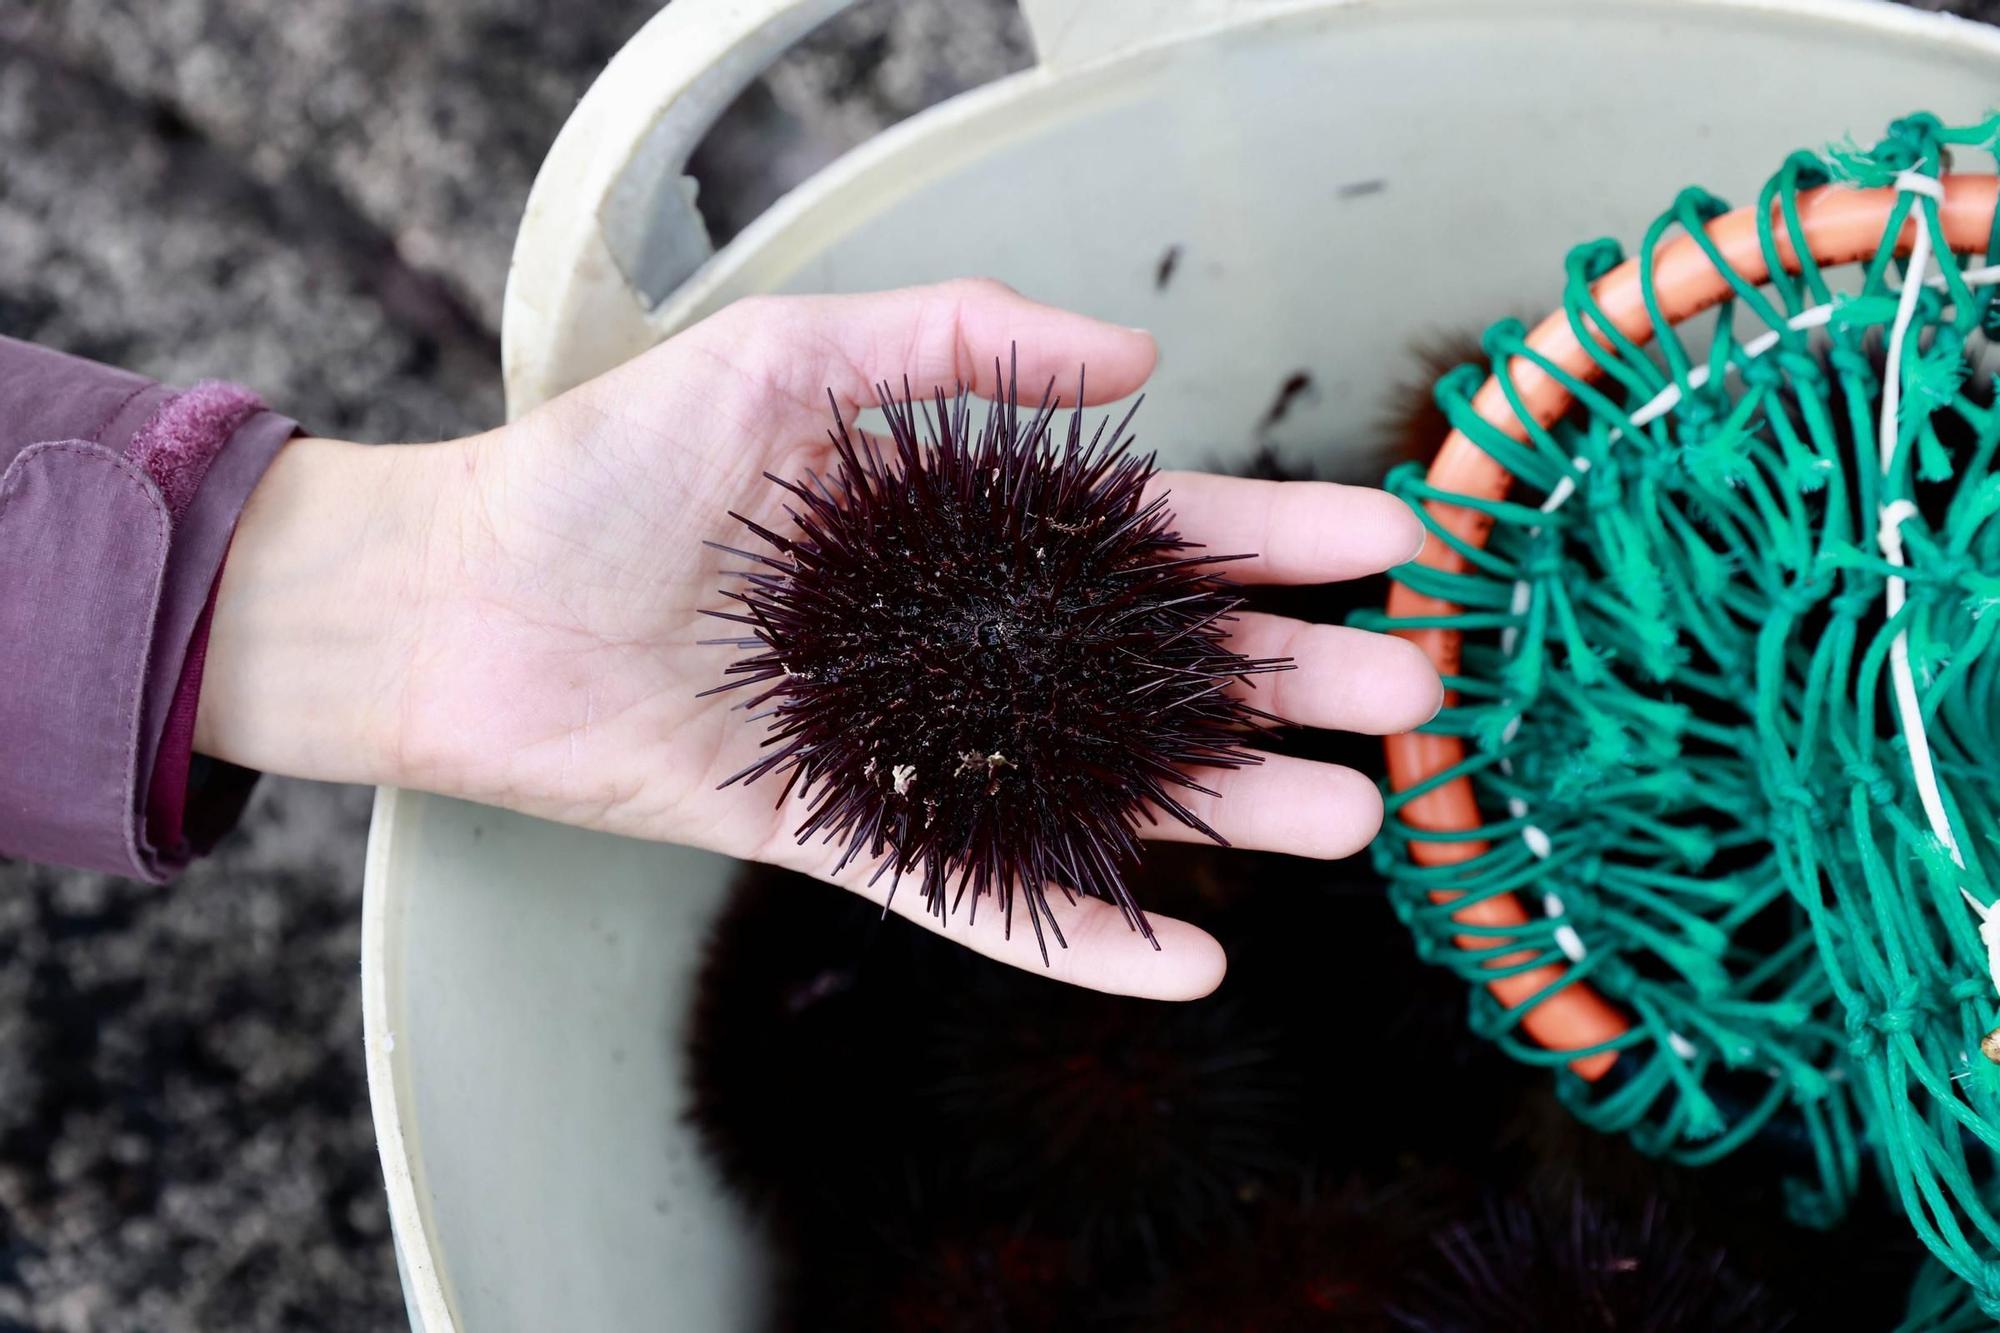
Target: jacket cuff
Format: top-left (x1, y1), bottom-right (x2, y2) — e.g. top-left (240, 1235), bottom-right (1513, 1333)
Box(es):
top-left (0, 353), bottom-right (295, 882)
top-left (130, 390), bottom-right (297, 877)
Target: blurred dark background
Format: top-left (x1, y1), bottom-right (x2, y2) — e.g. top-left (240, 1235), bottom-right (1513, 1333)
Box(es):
top-left (0, 0), bottom-right (1988, 1329)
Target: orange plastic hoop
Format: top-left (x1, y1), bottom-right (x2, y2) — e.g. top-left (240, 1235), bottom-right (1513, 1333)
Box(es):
top-left (1385, 174), bottom-right (2000, 1081)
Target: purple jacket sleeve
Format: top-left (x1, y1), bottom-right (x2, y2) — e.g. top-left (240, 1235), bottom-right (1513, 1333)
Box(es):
top-left (0, 335), bottom-right (297, 882)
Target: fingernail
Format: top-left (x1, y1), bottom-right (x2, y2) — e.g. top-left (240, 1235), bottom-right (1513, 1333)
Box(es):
top-left (1394, 494), bottom-right (1427, 563)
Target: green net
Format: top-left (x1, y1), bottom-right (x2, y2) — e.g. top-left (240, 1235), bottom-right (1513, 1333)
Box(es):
top-left (1357, 113), bottom-right (2000, 1325)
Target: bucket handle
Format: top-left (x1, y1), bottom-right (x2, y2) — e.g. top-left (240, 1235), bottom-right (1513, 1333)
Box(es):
top-left (502, 0), bottom-right (855, 415)
top-left (501, 0), bottom-right (1258, 415)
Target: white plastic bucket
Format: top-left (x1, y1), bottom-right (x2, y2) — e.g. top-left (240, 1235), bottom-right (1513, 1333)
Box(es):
top-left (362, 2), bottom-right (2000, 1328)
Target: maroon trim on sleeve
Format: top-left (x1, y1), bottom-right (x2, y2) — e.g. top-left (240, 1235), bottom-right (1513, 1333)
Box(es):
top-left (143, 556), bottom-right (225, 859)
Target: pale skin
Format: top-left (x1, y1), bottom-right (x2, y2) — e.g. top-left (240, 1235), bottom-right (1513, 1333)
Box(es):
top-left (194, 280), bottom-right (1442, 1002)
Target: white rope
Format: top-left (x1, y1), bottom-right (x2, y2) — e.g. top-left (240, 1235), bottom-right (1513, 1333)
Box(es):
top-left (1871, 173), bottom-right (1999, 1001)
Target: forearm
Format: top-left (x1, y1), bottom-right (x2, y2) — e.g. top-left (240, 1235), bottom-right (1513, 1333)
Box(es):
top-left (194, 434), bottom-right (471, 787)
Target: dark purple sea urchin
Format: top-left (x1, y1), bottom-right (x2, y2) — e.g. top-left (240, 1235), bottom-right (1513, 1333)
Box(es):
top-left (703, 358), bottom-right (1288, 954)
top-left (1394, 1193), bottom-right (1795, 1333)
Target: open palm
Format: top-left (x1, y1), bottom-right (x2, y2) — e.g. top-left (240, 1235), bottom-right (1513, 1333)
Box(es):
top-left (397, 281), bottom-right (1438, 999)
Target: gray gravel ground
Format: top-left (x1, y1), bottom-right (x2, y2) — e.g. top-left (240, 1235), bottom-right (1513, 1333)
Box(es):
top-left (0, 0), bottom-right (1988, 1329)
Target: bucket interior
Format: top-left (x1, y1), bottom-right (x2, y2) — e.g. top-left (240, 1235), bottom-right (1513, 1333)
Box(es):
top-left (367, 4), bottom-right (2000, 1329)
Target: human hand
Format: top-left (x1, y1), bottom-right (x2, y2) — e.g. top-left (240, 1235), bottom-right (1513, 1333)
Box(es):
top-left (196, 280), bottom-right (1439, 999)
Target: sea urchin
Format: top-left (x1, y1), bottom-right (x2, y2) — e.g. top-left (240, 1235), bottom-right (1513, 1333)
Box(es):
top-left (702, 357), bottom-right (1287, 956)
top-left (1394, 1193), bottom-right (1795, 1333)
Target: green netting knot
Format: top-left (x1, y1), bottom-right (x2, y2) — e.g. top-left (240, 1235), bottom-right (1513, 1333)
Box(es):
top-left (1771, 578), bottom-right (1828, 617)
top-left (1827, 340), bottom-right (1878, 384)
top-left (1519, 535), bottom-right (1565, 581)
top-left (1845, 1009), bottom-right (1889, 1062)
top-left (1843, 760), bottom-right (1899, 807)
top-left (1479, 318), bottom-right (1529, 363)
top-left (1675, 185), bottom-right (1732, 225)
top-left (1828, 115), bottom-right (1939, 182)
top-left (1433, 362), bottom-right (1484, 419)
top-left (1568, 237), bottom-right (1625, 283)
top-left (1975, 1268), bottom-right (2000, 1321)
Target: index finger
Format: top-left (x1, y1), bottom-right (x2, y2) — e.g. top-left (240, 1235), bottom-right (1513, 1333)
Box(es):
top-left (700, 278), bottom-right (1159, 421)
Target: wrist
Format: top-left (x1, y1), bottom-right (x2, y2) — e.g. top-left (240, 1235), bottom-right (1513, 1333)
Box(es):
top-left (193, 433), bottom-right (473, 787)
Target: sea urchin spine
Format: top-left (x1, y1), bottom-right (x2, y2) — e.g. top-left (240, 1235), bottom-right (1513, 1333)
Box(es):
top-left (702, 355), bottom-right (1288, 958)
